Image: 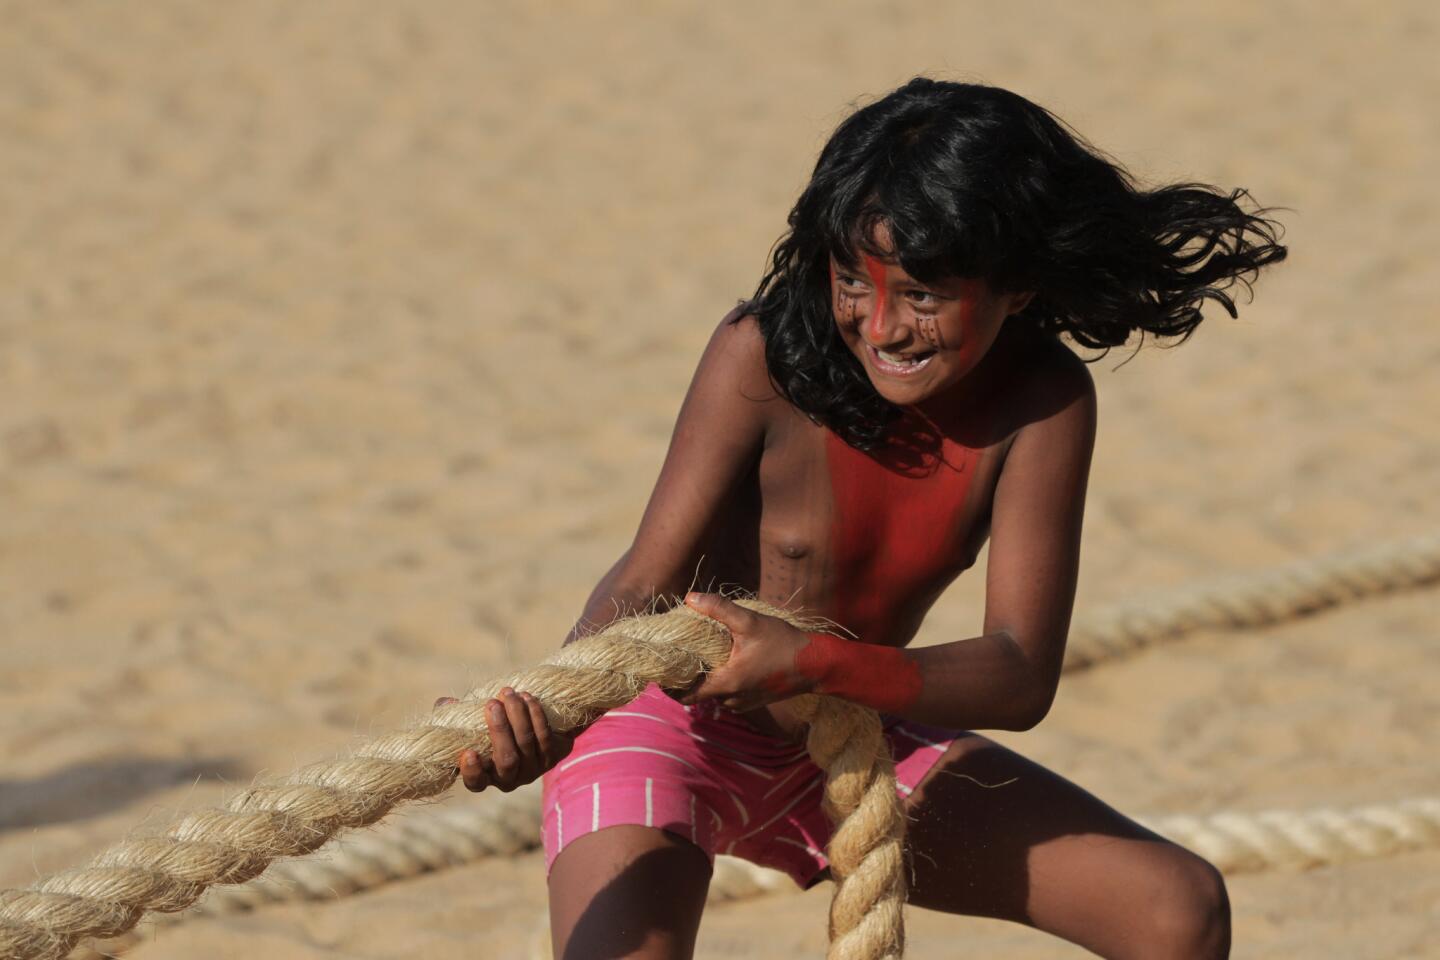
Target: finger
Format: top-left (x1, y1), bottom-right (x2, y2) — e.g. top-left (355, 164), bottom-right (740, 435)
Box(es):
top-left (500, 688), bottom-right (541, 780)
top-left (434, 696), bottom-right (458, 710)
top-left (681, 676), bottom-right (719, 704)
top-left (458, 748), bottom-right (489, 792)
top-left (719, 685), bottom-right (752, 709)
top-left (681, 671), bottom-right (733, 706)
top-left (521, 692), bottom-right (558, 767)
top-left (486, 696), bottom-right (520, 791)
top-left (723, 694), bottom-right (769, 713)
top-left (685, 592), bottom-right (755, 635)
top-left (551, 729), bottom-right (577, 763)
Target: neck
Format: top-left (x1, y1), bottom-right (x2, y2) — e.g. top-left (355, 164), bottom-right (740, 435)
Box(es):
top-left (914, 331), bottom-right (1010, 419)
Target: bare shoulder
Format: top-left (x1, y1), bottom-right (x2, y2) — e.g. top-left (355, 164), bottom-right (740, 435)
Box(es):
top-left (1009, 332), bottom-right (1096, 434)
top-left (984, 331), bottom-right (1096, 469)
top-left (697, 306), bottom-right (781, 405)
top-left (666, 307), bottom-right (783, 452)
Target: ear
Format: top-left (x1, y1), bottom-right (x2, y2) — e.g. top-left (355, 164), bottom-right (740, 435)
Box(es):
top-left (1005, 290), bottom-right (1036, 316)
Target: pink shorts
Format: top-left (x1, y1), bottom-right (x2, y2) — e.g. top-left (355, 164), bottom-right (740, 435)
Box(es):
top-left (540, 683), bottom-right (959, 888)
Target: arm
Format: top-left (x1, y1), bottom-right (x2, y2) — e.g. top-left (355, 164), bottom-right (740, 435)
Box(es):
top-left (565, 310), bottom-right (775, 643)
top-left (897, 355), bottom-right (1097, 729)
top-left (455, 311), bottom-right (774, 794)
top-left (684, 351), bottom-right (1096, 731)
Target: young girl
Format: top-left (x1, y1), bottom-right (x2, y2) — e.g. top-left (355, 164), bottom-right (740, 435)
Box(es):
top-left (445, 78), bottom-right (1285, 959)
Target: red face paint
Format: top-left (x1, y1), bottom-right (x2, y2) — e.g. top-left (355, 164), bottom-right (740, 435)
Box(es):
top-left (863, 255), bottom-right (889, 341)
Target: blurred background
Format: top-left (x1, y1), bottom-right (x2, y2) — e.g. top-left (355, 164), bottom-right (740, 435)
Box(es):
top-left (2, 2), bottom-right (1436, 957)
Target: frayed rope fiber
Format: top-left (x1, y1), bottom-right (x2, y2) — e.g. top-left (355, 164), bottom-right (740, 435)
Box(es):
top-left (0, 600), bottom-right (907, 960)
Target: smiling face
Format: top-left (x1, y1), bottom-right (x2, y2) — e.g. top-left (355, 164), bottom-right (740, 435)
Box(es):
top-left (829, 225), bottom-right (1033, 409)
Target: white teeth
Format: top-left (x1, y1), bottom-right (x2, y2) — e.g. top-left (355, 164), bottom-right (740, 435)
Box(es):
top-left (868, 345), bottom-right (935, 375)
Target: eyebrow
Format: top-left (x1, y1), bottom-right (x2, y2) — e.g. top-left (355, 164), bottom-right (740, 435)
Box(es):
top-left (832, 259), bottom-right (940, 290)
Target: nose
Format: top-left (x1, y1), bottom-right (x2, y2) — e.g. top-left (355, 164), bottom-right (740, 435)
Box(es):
top-left (862, 257), bottom-right (897, 345)
top-left (863, 297), bottom-right (891, 344)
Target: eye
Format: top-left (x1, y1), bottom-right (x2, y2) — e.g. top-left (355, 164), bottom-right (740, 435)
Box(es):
top-left (906, 289), bottom-right (938, 305)
top-left (836, 273), bottom-right (865, 290)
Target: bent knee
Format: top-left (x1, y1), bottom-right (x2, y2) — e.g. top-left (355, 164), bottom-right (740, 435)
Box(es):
top-left (1143, 852), bottom-right (1230, 959)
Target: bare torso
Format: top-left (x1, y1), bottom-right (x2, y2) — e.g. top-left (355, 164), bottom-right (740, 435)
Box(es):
top-left (698, 398), bottom-right (1005, 648)
top-left (681, 316), bottom-right (1057, 736)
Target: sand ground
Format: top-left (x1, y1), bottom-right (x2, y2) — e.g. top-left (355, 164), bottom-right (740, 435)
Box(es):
top-left (2, 2), bottom-right (1437, 957)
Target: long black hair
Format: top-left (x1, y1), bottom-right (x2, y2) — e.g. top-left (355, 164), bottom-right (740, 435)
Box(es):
top-left (744, 78), bottom-right (1288, 449)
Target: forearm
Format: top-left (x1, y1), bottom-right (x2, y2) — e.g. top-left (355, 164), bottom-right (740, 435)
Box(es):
top-left (563, 551), bottom-right (681, 646)
top-left (799, 630), bottom-right (1054, 731)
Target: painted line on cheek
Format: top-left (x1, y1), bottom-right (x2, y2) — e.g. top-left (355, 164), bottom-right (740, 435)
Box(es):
top-left (918, 315), bottom-right (941, 349)
top-left (829, 261), bottom-right (856, 323)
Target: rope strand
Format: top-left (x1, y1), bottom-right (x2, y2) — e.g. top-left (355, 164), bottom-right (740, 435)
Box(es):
top-left (1065, 533), bottom-right (1440, 670)
top-left (0, 602), bottom-right (906, 960)
top-left (14, 533), bottom-right (1440, 959)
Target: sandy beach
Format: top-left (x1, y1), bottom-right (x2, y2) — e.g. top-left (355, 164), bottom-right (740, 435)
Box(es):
top-left (2, 1), bottom-right (1437, 957)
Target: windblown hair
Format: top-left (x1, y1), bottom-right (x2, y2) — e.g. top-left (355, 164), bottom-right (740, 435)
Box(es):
top-left (744, 77), bottom-right (1288, 449)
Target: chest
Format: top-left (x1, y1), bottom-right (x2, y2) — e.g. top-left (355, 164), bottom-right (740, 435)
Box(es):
top-left (753, 409), bottom-right (999, 636)
top-left (823, 428), bottom-right (980, 576)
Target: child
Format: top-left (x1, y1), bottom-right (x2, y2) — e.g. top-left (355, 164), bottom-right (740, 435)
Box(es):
top-left (446, 78), bottom-right (1285, 959)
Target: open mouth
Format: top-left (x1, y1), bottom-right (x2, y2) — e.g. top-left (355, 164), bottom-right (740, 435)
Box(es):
top-left (866, 343), bottom-right (936, 376)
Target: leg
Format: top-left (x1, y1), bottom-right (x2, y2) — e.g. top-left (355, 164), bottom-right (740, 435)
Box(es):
top-left (903, 733), bottom-right (1230, 960)
top-left (548, 825), bottom-right (712, 960)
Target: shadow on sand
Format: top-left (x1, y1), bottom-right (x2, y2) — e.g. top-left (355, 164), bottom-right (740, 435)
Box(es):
top-left (0, 755), bottom-right (247, 833)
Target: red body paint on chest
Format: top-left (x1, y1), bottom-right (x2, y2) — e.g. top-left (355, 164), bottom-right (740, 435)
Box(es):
top-left (803, 422), bottom-right (980, 713)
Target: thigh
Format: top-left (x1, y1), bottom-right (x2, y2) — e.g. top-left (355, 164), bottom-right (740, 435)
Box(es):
top-left (548, 824), bottom-right (712, 960)
top-left (902, 733), bottom-right (1226, 959)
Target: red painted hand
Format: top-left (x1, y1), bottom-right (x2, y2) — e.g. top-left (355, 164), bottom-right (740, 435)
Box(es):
top-left (680, 593), bottom-right (816, 711)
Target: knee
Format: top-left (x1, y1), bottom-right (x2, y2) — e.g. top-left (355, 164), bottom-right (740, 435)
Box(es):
top-left (1144, 853), bottom-right (1231, 959)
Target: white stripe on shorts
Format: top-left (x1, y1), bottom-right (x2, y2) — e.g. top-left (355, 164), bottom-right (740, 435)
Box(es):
top-left (894, 725), bottom-right (949, 752)
top-left (731, 775), bottom-right (823, 847)
top-left (558, 745), bottom-right (708, 776)
top-left (603, 711), bottom-right (786, 778)
top-left (774, 835), bottom-right (826, 859)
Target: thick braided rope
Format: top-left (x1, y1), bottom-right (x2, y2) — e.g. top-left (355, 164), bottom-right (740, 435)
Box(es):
top-left (68, 788), bottom-right (549, 960)
top-left (1064, 532), bottom-right (1440, 671)
top-left (1143, 797), bottom-right (1440, 873)
top-left (109, 788), bottom-right (1437, 936)
top-left (707, 795), bottom-right (1440, 879)
top-left (253, 792), bottom-right (1440, 904)
top-left (792, 696), bottom-right (907, 960)
top-left (19, 537), bottom-right (1440, 958)
top-left (110, 532), bottom-right (1440, 925)
top-left (71, 799), bottom-right (795, 960)
top-left (191, 786), bottom-right (545, 913)
top-left (655, 797), bottom-right (1440, 890)
top-left (0, 602), bottom-right (905, 960)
